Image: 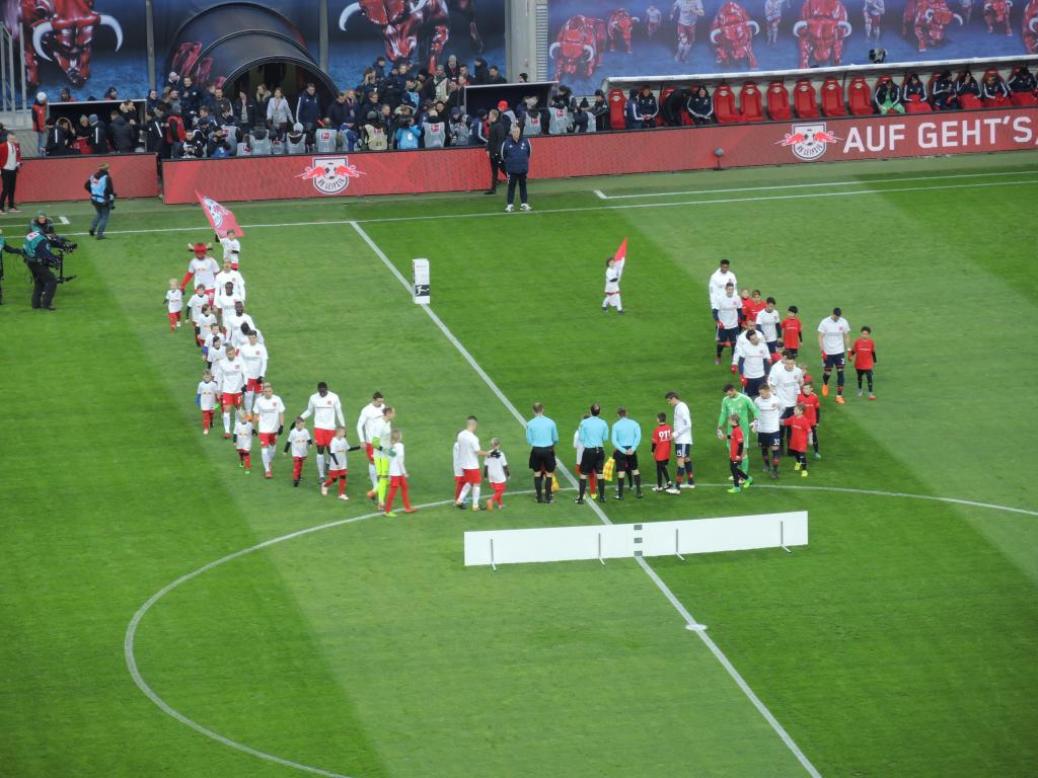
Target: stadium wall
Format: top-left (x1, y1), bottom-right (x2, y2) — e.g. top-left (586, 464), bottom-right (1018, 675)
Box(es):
top-left (159, 106), bottom-right (1038, 204)
top-left (18, 153), bottom-right (160, 204)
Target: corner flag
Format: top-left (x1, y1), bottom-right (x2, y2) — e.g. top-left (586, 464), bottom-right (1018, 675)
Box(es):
top-left (196, 192), bottom-right (244, 238)
top-left (613, 238), bottom-right (627, 278)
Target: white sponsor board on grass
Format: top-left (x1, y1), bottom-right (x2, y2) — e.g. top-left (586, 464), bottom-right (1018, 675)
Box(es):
top-left (463, 511), bottom-right (808, 568)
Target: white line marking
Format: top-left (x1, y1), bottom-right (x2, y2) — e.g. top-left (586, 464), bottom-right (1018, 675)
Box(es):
top-left (593, 169), bottom-right (1038, 199)
top-left (351, 220), bottom-right (822, 777)
top-left (58, 215), bottom-right (70, 224)
top-left (59, 175), bottom-right (1038, 239)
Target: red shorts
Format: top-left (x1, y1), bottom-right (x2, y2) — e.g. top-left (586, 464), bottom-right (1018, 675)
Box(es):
top-left (462, 468), bottom-right (481, 485)
top-left (314, 427), bottom-right (335, 447)
top-left (167, 311), bottom-right (181, 322)
top-left (259, 432), bottom-right (277, 446)
top-left (246, 377), bottom-right (263, 392)
top-left (491, 482), bottom-right (506, 496)
top-left (327, 468), bottom-right (347, 479)
top-left (366, 442), bottom-right (374, 463)
top-left (222, 392), bottom-right (242, 407)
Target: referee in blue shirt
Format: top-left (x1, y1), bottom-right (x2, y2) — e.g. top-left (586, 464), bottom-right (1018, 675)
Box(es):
top-left (576, 403), bottom-right (609, 504)
top-left (611, 407), bottom-right (643, 499)
top-left (525, 402), bottom-right (559, 503)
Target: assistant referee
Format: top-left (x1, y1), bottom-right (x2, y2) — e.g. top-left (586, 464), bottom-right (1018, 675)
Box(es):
top-left (525, 402), bottom-right (559, 503)
top-left (576, 403), bottom-right (609, 504)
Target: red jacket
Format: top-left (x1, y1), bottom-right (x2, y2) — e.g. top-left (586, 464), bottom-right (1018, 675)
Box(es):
top-left (32, 103), bottom-right (47, 132)
top-left (0, 140), bottom-right (22, 169)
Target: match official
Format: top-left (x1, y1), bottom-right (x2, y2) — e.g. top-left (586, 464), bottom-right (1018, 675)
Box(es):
top-left (525, 402), bottom-right (558, 503)
top-left (576, 403), bottom-right (608, 504)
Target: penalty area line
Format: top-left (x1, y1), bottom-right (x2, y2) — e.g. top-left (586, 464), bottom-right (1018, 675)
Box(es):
top-left (350, 219), bottom-right (822, 778)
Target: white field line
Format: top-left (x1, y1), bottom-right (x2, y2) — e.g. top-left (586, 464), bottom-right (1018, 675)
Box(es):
top-left (53, 175), bottom-right (1038, 239)
top-left (593, 168), bottom-right (1038, 199)
top-left (350, 220), bottom-right (822, 778)
top-left (58, 215), bottom-right (70, 224)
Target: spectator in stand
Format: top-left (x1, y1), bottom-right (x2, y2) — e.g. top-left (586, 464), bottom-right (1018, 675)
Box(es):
top-left (285, 122), bottom-right (307, 154)
top-left (873, 78), bottom-right (903, 114)
top-left (167, 89), bottom-right (182, 116)
top-left (1009, 65), bottom-right (1036, 94)
top-left (981, 70), bottom-right (1010, 104)
top-left (486, 107), bottom-right (506, 194)
top-left (473, 57), bottom-right (489, 84)
top-left (357, 68), bottom-right (379, 97)
top-left (449, 107), bottom-right (470, 145)
top-left (930, 70), bottom-right (957, 110)
top-left (423, 107), bottom-right (447, 148)
top-left (444, 53), bottom-right (461, 80)
top-left (88, 114), bottom-right (109, 154)
top-left (548, 93), bottom-right (572, 134)
top-left (266, 87), bottom-right (292, 139)
top-left (591, 89), bottom-right (609, 130)
top-left (624, 88), bottom-right (641, 129)
top-left (296, 83), bottom-right (321, 133)
top-left (955, 70), bottom-right (981, 100)
top-left (146, 109), bottom-right (168, 156)
top-left (59, 87), bottom-right (72, 102)
top-left (249, 125), bottom-right (272, 155)
top-left (486, 64), bottom-right (506, 84)
top-left (903, 73), bottom-right (926, 104)
top-left (109, 109), bottom-right (134, 152)
top-left (517, 72), bottom-right (529, 82)
top-left (447, 77), bottom-right (466, 112)
top-left (636, 85), bottom-right (659, 128)
top-left (401, 76), bottom-right (421, 111)
top-left (688, 85), bottom-right (714, 124)
top-left (167, 108), bottom-right (187, 158)
top-left (329, 90), bottom-right (356, 130)
top-left (234, 88), bottom-right (257, 131)
top-left (165, 71), bottom-right (180, 91)
top-left (46, 117), bottom-right (75, 156)
top-left (104, 86), bottom-right (118, 100)
top-left (429, 64), bottom-right (450, 102)
top-left (372, 55), bottom-right (388, 79)
top-left (360, 111), bottom-right (386, 150)
top-left (469, 108), bottom-right (488, 145)
top-left (519, 96), bottom-right (544, 136)
top-left (498, 99), bottom-right (517, 132)
top-left (181, 76), bottom-right (202, 122)
top-left (459, 63), bottom-right (471, 82)
top-left (379, 103), bottom-right (396, 140)
top-left (212, 87), bottom-right (231, 121)
top-left (573, 98), bottom-right (591, 132)
top-left (74, 114), bottom-right (91, 154)
top-left (395, 114), bottom-right (421, 149)
top-left (254, 83), bottom-right (271, 123)
top-left (146, 89), bottom-right (161, 113)
top-left (0, 132), bottom-right (22, 213)
top-left (32, 92), bottom-right (47, 156)
top-left (196, 106), bottom-right (216, 137)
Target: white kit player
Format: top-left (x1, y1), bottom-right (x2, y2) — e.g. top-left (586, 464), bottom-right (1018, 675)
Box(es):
top-left (219, 229), bottom-right (242, 270)
top-left (707, 258), bottom-right (737, 310)
top-left (736, 329), bottom-right (771, 398)
top-left (183, 243), bottom-right (220, 304)
top-left (752, 383), bottom-right (783, 478)
top-left (767, 352), bottom-right (804, 450)
top-left (217, 345), bottom-right (246, 438)
top-left (238, 331), bottom-right (269, 411)
top-left (214, 282), bottom-right (243, 326)
top-left (817, 307), bottom-right (852, 403)
top-left (666, 391), bottom-right (694, 489)
top-left (452, 436), bottom-right (465, 503)
top-left (454, 416), bottom-right (488, 511)
top-left (755, 296), bottom-right (782, 358)
top-left (223, 301), bottom-right (256, 347)
top-left (301, 381), bottom-right (346, 484)
top-left (252, 382), bottom-right (286, 479)
top-left (356, 391), bottom-right (386, 490)
top-left (714, 282), bottom-right (743, 364)
top-left (214, 259), bottom-right (246, 301)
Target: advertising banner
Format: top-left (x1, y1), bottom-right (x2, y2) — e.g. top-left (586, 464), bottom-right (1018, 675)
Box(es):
top-left (328, 0), bottom-right (507, 89)
top-left (18, 152), bottom-right (159, 204)
top-left (160, 106), bottom-right (1038, 204)
top-left (4, 0), bottom-right (148, 102)
top-left (548, 0), bottom-right (1038, 93)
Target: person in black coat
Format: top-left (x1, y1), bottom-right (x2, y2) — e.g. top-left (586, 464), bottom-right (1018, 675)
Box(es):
top-left (485, 108), bottom-right (507, 195)
top-left (590, 90), bottom-right (609, 131)
top-left (234, 89), bottom-right (257, 131)
top-left (144, 109), bottom-right (167, 155)
top-left (45, 118), bottom-right (73, 156)
top-left (87, 114), bottom-right (108, 154)
top-left (108, 111), bottom-right (134, 152)
top-left (687, 86), bottom-right (713, 124)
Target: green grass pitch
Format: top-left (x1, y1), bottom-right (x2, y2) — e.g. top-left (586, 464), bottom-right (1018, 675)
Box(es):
top-left (1, 152), bottom-right (1036, 777)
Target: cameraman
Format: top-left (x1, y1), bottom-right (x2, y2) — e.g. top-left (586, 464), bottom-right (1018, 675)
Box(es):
top-left (0, 227), bottom-right (25, 305)
top-left (23, 215), bottom-right (62, 310)
top-left (85, 162), bottom-right (116, 240)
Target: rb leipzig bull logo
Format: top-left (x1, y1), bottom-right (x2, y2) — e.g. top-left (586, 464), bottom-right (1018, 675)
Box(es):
top-left (777, 123), bottom-right (841, 161)
top-left (298, 156), bottom-right (364, 195)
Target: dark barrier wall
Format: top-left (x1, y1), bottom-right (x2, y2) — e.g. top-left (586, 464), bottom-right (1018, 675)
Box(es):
top-left (160, 107), bottom-right (1038, 204)
top-left (548, 0), bottom-right (1038, 93)
top-left (18, 153), bottom-right (160, 204)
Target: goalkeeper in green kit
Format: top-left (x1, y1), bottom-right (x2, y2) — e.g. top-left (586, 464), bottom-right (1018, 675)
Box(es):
top-left (365, 405), bottom-right (396, 510)
top-left (716, 383), bottom-right (758, 454)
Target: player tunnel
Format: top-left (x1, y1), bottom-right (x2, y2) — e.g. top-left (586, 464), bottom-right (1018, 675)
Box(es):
top-left (165, 2), bottom-right (337, 106)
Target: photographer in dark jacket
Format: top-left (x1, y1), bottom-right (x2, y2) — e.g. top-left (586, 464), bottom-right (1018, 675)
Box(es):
top-left (23, 216), bottom-right (61, 310)
top-left (485, 108), bottom-right (506, 195)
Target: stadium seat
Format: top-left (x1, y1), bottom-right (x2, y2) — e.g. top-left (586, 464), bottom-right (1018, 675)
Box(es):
top-left (820, 78), bottom-right (846, 116)
top-left (766, 80), bottom-right (792, 120)
top-left (658, 85), bottom-right (675, 125)
top-left (793, 79), bottom-right (820, 119)
top-left (847, 77), bottom-right (873, 115)
top-left (713, 83), bottom-right (743, 124)
top-left (959, 92), bottom-right (983, 110)
top-left (1010, 90), bottom-right (1038, 106)
top-left (608, 88), bottom-right (627, 130)
top-left (904, 95), bottom-right (932, 113)
top-left (739, 81), bottom-right (763, 122)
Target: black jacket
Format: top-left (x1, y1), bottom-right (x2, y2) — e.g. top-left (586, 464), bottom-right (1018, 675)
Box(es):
top-left (88, 122), bottom-right (109, 154)
top-left (487, 119), bottom-right (506, 158)
top-left (109, 115), bottom-right (134, 152)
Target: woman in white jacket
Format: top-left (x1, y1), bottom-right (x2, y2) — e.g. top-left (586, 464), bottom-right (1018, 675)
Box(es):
top-left (266, 87), bottom-right (291, 139)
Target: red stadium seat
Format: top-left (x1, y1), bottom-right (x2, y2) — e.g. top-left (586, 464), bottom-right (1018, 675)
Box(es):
top-left (820, 77), bottom-right (846, 116)
top-left (739, 81), bottom-right (763, 122)
top-left (793, 79), bottom-right (819, 119)
top-left (714, 83), bottom-right (743, 124)
top-left (1010, 91), bottom-right (1038, 106)
top-left (766, 80), bottom-right (791, 120)
top-left (959, 92), bottom-right (983, 110)
top-left (847, 77), bottom-right (873, 115)
top-left (904, 95), bottom-right (932, 113)
top-left (608, 88), bottom-right (627, 130)
top-left (658, 85), bottom-right (675, 125)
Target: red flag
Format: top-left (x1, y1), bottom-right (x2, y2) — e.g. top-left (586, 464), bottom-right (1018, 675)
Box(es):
top-left (196, 192), bottom-right (244, 238)
top-left (613, 238), bottom-right (627, 278)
